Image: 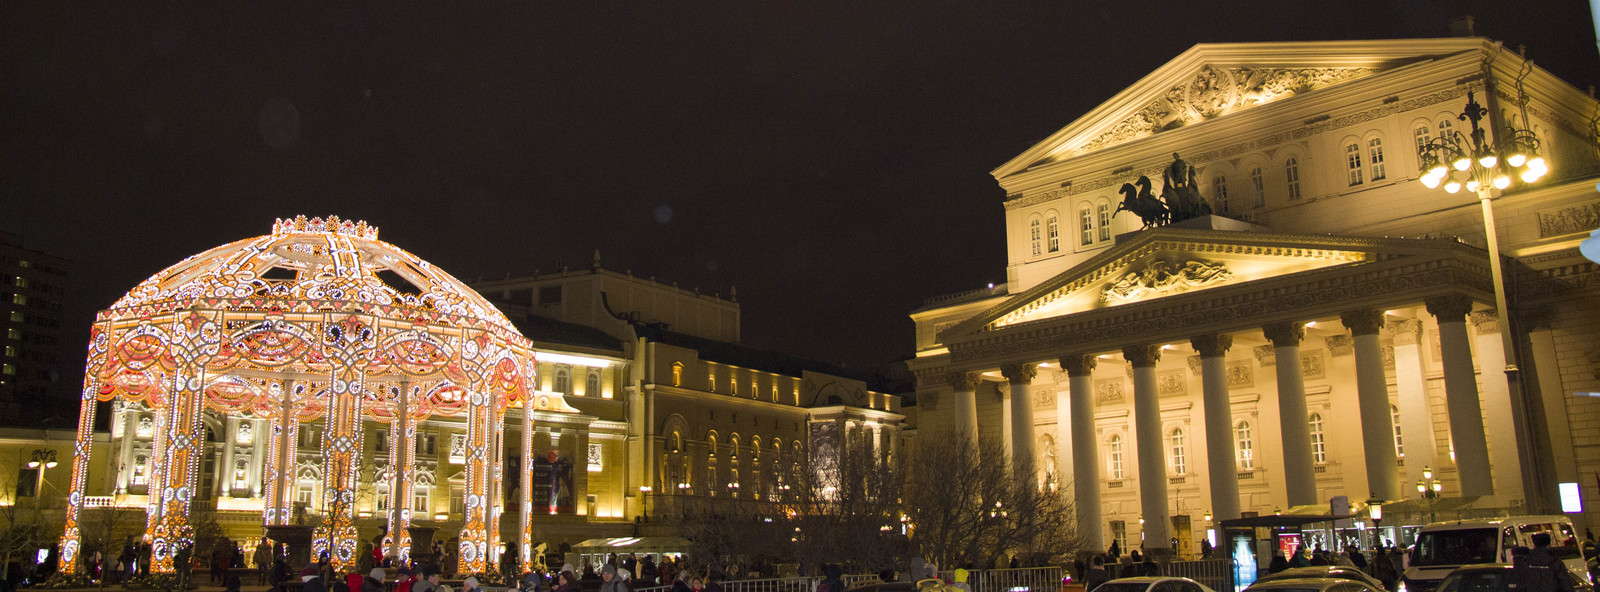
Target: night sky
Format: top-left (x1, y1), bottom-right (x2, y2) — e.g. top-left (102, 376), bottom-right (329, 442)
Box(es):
top-left (3, 3), bottom-right (1597, 399)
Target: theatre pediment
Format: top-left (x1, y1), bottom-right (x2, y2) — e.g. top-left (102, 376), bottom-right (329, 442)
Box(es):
top-left (938, 229), bottom-right (1446, 342)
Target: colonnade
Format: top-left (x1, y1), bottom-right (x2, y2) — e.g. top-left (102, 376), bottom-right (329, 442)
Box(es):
top-left (936, 294), bottom-right (1512, 553)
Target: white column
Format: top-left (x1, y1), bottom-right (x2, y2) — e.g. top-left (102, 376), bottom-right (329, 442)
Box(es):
top-left (1264, 322), bottom-right (1317, 507)
top-left (1471, 311), bottom-right (1524, 506)
top-left (1342, 310), bottom-right (1401, 501)
top-left (1192, 335), bottom-right (1241, 521)
top-left (1390, 319), bottom-right (1438, 483)
top-left (250, 418), bottom-right (266, 497)
top-left (945, 372), bottom-right (981, 448)
top-left (219, 416), bottom-right (238, 497)
top-left (1001, 363), bottom-right (1039, 486)
top-left (1124, 344), bottom-right (1169, 552)
top-left (1426, 295), bottom-right (1494, 497)
top-left (116, 406), bottom-right (138, 495)
top-left (1061, 354), bottom-right (1103, 551)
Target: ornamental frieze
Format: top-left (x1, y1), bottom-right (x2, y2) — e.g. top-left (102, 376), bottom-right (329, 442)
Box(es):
top-left (948, 263), bottom-right (1489, 366)
top-left (1102, 259), bottom-right (1234, 304)
top-left (1537, 202), bottom-right (1600, 238)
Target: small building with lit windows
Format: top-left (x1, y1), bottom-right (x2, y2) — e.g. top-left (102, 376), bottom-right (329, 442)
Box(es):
top-left (908, 37), bottom-right (1600, 558)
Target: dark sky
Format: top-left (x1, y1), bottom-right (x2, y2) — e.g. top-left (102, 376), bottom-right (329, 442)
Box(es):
top-left (3, 3), bottom-right (1597, 392)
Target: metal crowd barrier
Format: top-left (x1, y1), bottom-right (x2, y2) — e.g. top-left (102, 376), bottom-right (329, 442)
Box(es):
top-left (1162, 559), bottom-right (1232, 592)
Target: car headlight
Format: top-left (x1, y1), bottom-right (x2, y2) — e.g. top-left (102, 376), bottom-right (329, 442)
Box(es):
top-left (1397, 581), bottom-right (1407, 592)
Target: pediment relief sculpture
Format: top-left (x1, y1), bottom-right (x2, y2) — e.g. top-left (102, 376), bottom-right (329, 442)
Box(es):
top-left (1102, 258), bottom-right (1233, 304)
top-left (1073, 66), bottom-right (1376, 155)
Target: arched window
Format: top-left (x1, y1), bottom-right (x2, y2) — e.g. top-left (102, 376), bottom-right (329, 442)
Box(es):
top-left (1107, 434), bottom-right (1125, 480)
top-left (1029, 217), bottom-right (1042, 256)
top-left (1436, 117), bottom-right (1454, 142)
top-left (670, 430), bottom-right (682, 453)
top-left (1046, 213), bottom-right (1060, 252)
top-left (729, 434), bottom-right (740, 459)
top-left (671, 362), bottom-right (683, 387)
top-left (1285, 157), bottom-right (1302, 199)
top-left (1079, 206), bottom-right (1093, 246)
top-left (731, 375), bottom-right (738, 396)
top-left (1344, 142), bottom-right (1365, 186)
top-left (1096, 202), bottom-right (1112, 241)
top-left (1169, 428), bottom-right (1187, 475)
top-left (1212, 174), bottom-right (1230, 214)
top-left (1309, 412), bottom-right (1327, 464)
top-left (1391, 405), bottom-right (1404, 458)
top-left (1413, 124), bottom-right (1432, 166)
top-left (1249, 167), bottom-right (1265, 207)
top-left (586, 371), bottom-right (600, 397)
top-left (707, 432), bottom-right (718, 457)
top-left (1236, 421), bottom-right (1254, 470)
top-left (554, 368), bottom-right (571, 395)
top-left (1368, 137), bottom-right (1387, 181)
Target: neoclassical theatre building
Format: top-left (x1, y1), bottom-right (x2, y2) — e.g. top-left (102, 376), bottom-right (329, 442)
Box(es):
top-left (908, 37), bottom-right (1600, 556)
top-left (55, 217), bottom-right (903, 573)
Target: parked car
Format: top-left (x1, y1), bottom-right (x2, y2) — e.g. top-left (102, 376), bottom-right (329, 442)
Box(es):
top-left (1402, 515), bottom-right (1591, 592)
top-left (1432, 563), bottom-right (1593, 592)
top-left (1251, 566), bottom-right (1387, 591)
top-left (1092, 577), bottom-right (1218, 592)
top-left (1243, 577), bottom-right (1383, 592)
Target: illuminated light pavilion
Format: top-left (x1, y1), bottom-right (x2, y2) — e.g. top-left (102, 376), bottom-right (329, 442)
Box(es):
top-left (59, 215), bottom-right (577, 574)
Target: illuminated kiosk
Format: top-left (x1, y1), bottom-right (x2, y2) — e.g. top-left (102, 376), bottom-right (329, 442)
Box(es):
top-left (58, 216), bottom-right (576, 575)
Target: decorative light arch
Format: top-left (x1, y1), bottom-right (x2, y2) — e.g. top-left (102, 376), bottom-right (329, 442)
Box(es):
top-left (60, 216), bottom-right (577, 575)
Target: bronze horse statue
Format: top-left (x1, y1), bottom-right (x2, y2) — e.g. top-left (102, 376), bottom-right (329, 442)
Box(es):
top-left (1114, 175), bottom-right (1168, 229)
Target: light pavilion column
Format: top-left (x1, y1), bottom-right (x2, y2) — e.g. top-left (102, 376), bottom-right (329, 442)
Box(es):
top-left (519, 401), bottom-right (535, 572)
top-left (317, 350), bottom-right (369, 569)
top-left (1263, 322), bottom-right (1317, 507)
top-left (219, 416), bottom-right (238, 497)
top-left (945, 372), bottom-right (981, 449)
top-left (1191, 334), bottom-right (1240, 522)
top-left (1123, 344), bottom-right (1169, 552)
top-left (57, 358), bottom-right (104, 574)
top-left (249, 418), bottom-right (267, 497)
top-left (1060, 354), bottom-right (1102, 551)
top-left (386, 383), bottom-right (416, 562)
top-left (1470, 310), bottom-right (1524, 504)
top-left (1000, 363), bottom-right (1038, 485)
top-left (264, 379), bottom-right (300, 526)
top-left (1425, 295), bottom-right (1494, 496)
top-left (1341, 310), bottom-right (1401, 501)
top-left (116, 403), bottom-right (138, 495)
top-left (1389, 318), bottom-right (1438, 481)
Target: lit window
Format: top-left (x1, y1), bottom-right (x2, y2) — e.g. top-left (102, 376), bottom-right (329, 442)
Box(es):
top-left (1285, 157), bottom-right (1302, 199)
top-left (1413, 125), bottom-right (1432, 165)
top-left (297, 482), bottom-right (315, 505)
top-left (731, 375), bottom-right (738, 396)
top-left (1437, 118), bottom-right (1454, 142)
top-left (414, 486), bottom-right (430, 513)
top-left (1391, 405), bottom-right (1404, 458)
top-left (1046, 214), bottom-right (1060, 252)
top-left (10, 294), bottom-right (24, 305)
top-left (1236, 421), bottom-right (1254, 470)
top-left (1309, 412), bottom-right (1327, 464)
top-left (586, 371), bottom-right (600, 397)
top-left (554, 368), bottom-right (571, 395)
top-left (12, 277), bottom-right (27, 288)
top-left (3, 346), bottom-right (14, 358)
top-left (1212, 174), bottom-right (1229, 214)
top-left (671, 362), bottom-right (683, 387)
top-left (1107, 434), bottom-right (1124, 480)
top-left (5, 329), bottom-right (18, 340)
top-left (1344, 142), bottom-right (1364, 186)
top-left (375, 430), bottom-right (388, 453)
top-left (1249, 167), bottom-right (1264, 207)
top-left (1169, 428), bottom-right (1187, 475)
top-left (3, 364), bottom-right (16, 376)
top-left (1079, 207), bottom-right (1093, 246)
top-left (8, 311), bottom-right (21, 323)
top-left (376, 486), bottom-right (390, 511)
top-left (1368, 137), bottom-right (1387, 181)
top-left (1029, 218), bottom-right (1042, 256)
top-left (1097, 203), bottom-right (1111, 241)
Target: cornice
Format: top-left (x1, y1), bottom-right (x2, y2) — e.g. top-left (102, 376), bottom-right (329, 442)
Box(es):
top-left (944, 244), bottom-right (1493, 370)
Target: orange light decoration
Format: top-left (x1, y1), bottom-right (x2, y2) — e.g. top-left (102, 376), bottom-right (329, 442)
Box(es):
top-left (59, 216), bottom-right (547, 575)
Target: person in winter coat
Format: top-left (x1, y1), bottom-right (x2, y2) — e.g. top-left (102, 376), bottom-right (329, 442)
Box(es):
top-left (346, 569), bottom-right (365, 592)
top-left (395, 568), bottom-right (417, 592)
top-left (600, 565), bottom-right (632, 592)
top-left (302, 567), bottom-right (329, 592)
top-left (554, 571), bottom-right (581, 592)
top-left (669, 571), bottom-right (694, 592)
top-left (1083, 557), bottom-right (1110, 592)
top-left (363, 568), bottom-right (386, 592)
top-left (1370, 548), bottom-right (1399, 591)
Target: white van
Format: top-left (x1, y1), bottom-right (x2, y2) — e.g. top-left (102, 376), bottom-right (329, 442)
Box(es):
top-left (1400, 515), bottom-right (1591, 592)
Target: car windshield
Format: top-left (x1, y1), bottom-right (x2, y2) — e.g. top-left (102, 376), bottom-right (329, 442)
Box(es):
top-left (1413, 528), bottom-right (1498, 567)
top-left (1437, 570), bottom-right (1508, 592)
top-left (1096, 583), bottom-right (1156, 592)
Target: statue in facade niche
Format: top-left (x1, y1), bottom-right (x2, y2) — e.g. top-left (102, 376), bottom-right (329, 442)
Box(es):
top-left (1115, 175), bottom-right (1169, 229)
top-left (1160, 152), bottom-right (1213, 223)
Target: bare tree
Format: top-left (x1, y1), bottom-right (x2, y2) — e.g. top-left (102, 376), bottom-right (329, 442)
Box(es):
top-left (906, 434), bottom-right (1082, 570)
top-left (77, 493), bottom-right (142, 590)
top-left (0, 478), bottom-right (55, 581)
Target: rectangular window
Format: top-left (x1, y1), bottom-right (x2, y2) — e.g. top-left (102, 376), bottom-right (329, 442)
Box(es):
top-left (538, 286), bottom-right (563, 305)
top-left (1414, 126), bottom-right (1432, 165)
top-left (1368, 138), bottom-right (1387, 181)
top-left (8, 311), bottom-right (21, 323)
top-left (414, 487), bottom-right (430, 514)
top-left (1345, 143), bottom-right (1364, 186)
top-left (1029, 221), bottom-right (1042, 256)
top-left (12, 277), bottom-right (27, 288)
top-left (376, 489), bottom-right (390, 511)
top-left (296, 482), bottom-right (315, 504)
top-left (1046, 216), bottom-right (1060, 252)
top-left (375, 430), bottom-right (388, 453)
top-left (16, 469), bottom-right (37, 497)
top-left (3, 346), bottom-right (14, 358)
top-left (5, 329), bottom-right (18, 340)
top-left (10, 294), bottom-right (23, 306)
top-left (1286, 158), bottom-right (1302, 199)
top-left (1212, 175), bottom-right (1229, 214)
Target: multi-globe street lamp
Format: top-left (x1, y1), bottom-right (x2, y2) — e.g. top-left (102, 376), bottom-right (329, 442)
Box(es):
top-left (1417, 466), bottom-right (1445, 523)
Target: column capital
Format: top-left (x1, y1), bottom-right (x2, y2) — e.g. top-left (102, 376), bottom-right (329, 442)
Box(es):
top-left (1469, 310), bottom-right (1501, 334)
top-left (1122, 345), bottom-right (1162, 368)
top-left (1340, 309), bottom-right (1386, 336)
top-left (1189, 334), bottom-right (1233, 358)
top-left (944, 371), bottom-right (981, 392)
top-left (1425, 293), bottom-right (1475, 323)
top-left (999, 363), bottom-right (1038, 385)
top-left (1262, 321), bottom-right (1305, 347)
top-left (1389, 318), bottom-right (1423, 345)
top-left (1058, 354), bottom-right (1098, 377)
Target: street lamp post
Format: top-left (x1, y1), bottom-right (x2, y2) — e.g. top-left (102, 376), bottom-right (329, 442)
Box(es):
top-left (27, 449), bottom-right (57, 496)
top-left (1417, 466), bottom-right (1445, 524)
top-left (638, 486), bottom-right (651, 522)
top-left (1366, 500), bottom-right (1384, 550)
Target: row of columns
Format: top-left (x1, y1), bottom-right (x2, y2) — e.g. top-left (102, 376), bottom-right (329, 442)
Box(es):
top-left (941, 295), bottom-right (1506, 551)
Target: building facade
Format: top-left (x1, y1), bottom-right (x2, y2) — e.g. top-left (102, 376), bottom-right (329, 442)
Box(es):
top-left (908, 37), bottom-right (1600, 556)
top-left (0, 232), bottom-right (70, 416)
